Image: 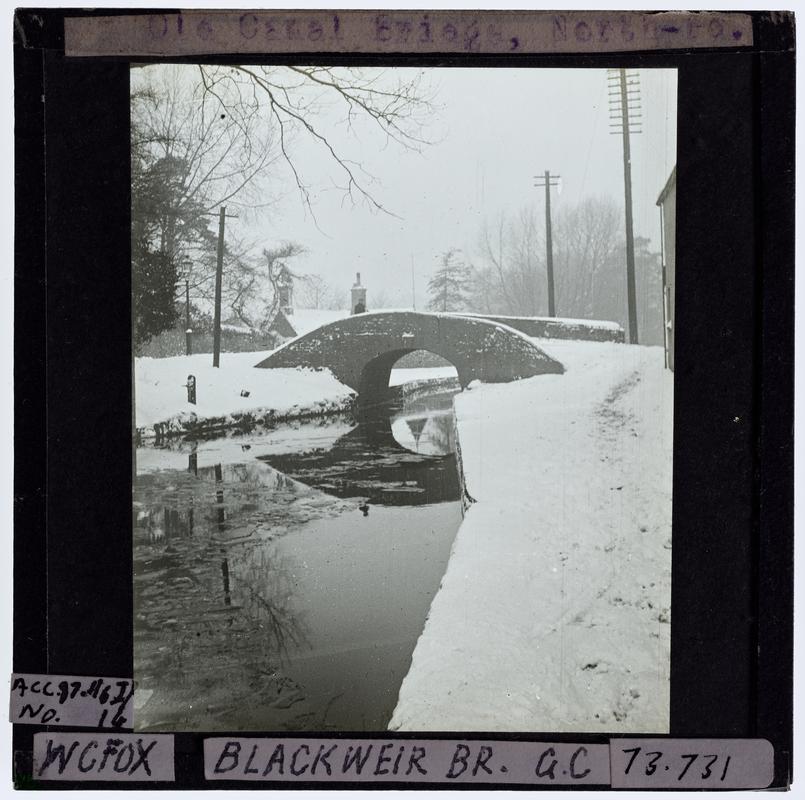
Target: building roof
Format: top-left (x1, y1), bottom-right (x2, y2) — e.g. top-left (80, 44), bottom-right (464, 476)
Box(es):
top-left (273, 308), bottom-right (350, 338)
top-left (656, 166), bottom-right (677, 206)
top-left (270, 311), bottom-right (297, 339)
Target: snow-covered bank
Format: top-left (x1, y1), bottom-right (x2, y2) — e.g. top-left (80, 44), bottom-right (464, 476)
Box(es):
top-left (135, 352), bottom-right (355, 438)
top-left (391, 340), bottom-right (673, 733)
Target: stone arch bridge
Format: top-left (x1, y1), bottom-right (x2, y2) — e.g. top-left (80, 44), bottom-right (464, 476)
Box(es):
top-left (255, 311), bottom-right (564, 402)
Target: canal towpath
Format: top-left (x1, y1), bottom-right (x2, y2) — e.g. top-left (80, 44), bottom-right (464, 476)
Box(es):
top-left (390, 338), bottom-right (673, 734)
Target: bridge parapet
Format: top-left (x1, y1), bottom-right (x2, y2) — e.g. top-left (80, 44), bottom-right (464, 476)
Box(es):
top-left (255, 311), bottom-right (564, 400)
top-left (455, 313), bottom-right (625, 343)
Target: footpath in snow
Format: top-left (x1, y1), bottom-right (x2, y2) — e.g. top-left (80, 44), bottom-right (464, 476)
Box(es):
top-left (390, 339), bottom-right (673, 733)
top-left (135, 351), bottom-right (355, 438)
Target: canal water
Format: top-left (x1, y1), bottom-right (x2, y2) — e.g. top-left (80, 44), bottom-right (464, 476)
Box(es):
top-left (133, 389), bottom-right (462, 732)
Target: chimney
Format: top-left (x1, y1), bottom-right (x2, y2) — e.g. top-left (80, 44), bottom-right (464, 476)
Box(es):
top-left (351, 271), bottom-right (367, 315)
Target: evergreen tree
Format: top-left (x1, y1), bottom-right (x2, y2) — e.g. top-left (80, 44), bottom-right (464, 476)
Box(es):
top-left (132, 241), bottom-right (180, 346)
top-left (426, 250), bottom-right (472, 312)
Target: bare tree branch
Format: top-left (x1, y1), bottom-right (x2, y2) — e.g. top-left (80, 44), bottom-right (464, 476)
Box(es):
top-left (196, 64), bottom-right (437, 217)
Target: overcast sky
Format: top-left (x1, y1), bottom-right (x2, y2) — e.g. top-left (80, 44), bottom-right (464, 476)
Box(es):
top-left (139, 65), bottom-right (677, 309)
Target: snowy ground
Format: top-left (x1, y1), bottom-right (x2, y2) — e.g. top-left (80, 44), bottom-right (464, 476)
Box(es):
top-left (135, 351), bottom-right (355, 437)
top-left (390, 339), bottom-right (673, 733)
top-left (135, 351), bottom-right (460, 438)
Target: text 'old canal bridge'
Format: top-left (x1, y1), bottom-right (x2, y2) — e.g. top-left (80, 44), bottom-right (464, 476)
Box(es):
top-left (255, 311), bottom-right (565, 402)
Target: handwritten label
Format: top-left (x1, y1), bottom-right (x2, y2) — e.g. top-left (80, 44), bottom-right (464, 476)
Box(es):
top-left (10, 673), bottom-right (134, 729)
top-left (204, 737), bottom-right (609, 784)
top-left (610, 738), bottom-right (774, 789)
top-left (64, 11), bottom-right (753, 57)
top-left (32, 732), bottom-right (174, 782)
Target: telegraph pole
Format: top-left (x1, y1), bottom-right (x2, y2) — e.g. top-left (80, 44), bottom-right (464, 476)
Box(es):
top-left (608, 68), bottom-right (642, 344)
top-left (212, 207), bottom-right (226, 367)
top-left (184, 278), bottom-right (192, 355)
top-left (180, 256), bottom-right (193, 356)
top-left (533, 170), bottom-right (561, 317)
top-left (207, 206), bottom-right (238, 368)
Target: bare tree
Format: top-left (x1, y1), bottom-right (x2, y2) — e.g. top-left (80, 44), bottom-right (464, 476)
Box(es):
top-left (468, 211), bottom-right (546, 316)
top-left (227, 243), bottom-right (307, 332)
top-left (554, 196), bottom-right (621, 318)
top-left (296, 273), bottom-right (326, 310)
top-left (510, 208), bottom-right (547, 314)
top-left (473, 214), bottom-right (517, 313)
top-left (132, 64), bottom-right (436, 343)
top-left (295, 273), bottom-right (347, 311)
top-left (195, 65), bottom-right (436, 216)
top-left (370, 287), bottom-right (392, 310)
top-left (467, 198), bottom-right (628, 323)
top-left (132, 65), bottom-right (278, 263)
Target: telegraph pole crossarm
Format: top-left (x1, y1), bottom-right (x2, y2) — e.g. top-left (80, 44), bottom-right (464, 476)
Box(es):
top-left (205, 206), bottom-right (239, 368)
top-left (534, 170), bottom-right (561, 318)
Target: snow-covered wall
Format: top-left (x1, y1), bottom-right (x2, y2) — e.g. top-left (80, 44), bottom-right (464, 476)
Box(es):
top-left (454, 313), bottom-right (625, 343)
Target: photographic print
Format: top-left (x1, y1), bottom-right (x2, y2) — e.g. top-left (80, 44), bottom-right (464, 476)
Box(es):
top-left (131, 63), bottom-right (677, 734)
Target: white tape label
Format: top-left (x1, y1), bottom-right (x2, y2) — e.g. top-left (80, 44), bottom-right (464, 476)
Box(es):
top-left (10, 673), bottom-right (134, 728)
top-left (32, 732), bottom-right (174, 781)
top-left (609, 738), bottom-right (774, 789)
top-left (204, 737), bottom-right (610, 784)
top-left (65, 11), bottom-right (754, 57)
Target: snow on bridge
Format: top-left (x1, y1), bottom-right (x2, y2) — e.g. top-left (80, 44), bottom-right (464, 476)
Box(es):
top-left (255, 311), bottom-right (565, 400)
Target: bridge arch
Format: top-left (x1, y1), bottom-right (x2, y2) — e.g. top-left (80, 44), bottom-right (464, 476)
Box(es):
top-left (359, 347), bottom-right (462, 399)
top-left (255, 311), bottom-right (564, 403)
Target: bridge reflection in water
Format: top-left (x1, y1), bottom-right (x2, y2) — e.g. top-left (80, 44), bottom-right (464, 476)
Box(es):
top-left (133, 387), bottom-right (463, 732)
top-left (260, 391), bottom-right (461, 506)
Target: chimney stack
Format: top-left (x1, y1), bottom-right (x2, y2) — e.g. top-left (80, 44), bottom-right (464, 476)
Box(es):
top-left (351, 272), bottom-right (367, 315)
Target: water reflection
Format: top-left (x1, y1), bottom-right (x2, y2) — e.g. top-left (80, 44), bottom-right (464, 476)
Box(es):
top-left (261, 392), bottom-right (461, 506)
top-left (134, 389), bottom-right (462, 732)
